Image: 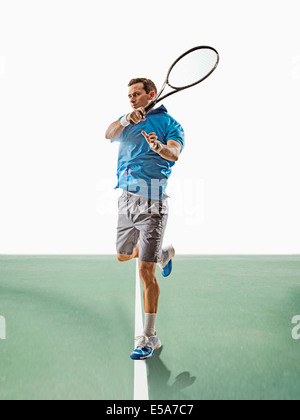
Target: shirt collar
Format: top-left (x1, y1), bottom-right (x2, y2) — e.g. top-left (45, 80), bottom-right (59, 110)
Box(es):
top-left (148, 105), bottom-right (168, 115)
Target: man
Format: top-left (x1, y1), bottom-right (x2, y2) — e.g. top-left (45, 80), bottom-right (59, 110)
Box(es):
top-left (105, 78), bottom-right (185, 360)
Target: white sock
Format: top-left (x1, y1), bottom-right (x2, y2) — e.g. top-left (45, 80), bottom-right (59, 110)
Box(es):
top-left (144, 313), bottom-right (157, 337)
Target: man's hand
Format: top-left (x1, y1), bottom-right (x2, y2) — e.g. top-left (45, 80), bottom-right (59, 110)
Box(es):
top-left (141, 131), bottom-right (163, 153)
top-left (128, 108), bottom-right (146, 125)
top-left (105, 107), bottom-right (146, 140)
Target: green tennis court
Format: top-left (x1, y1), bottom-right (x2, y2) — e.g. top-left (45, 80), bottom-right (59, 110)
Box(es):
top-left (0, 255), bottom-right (300, 400)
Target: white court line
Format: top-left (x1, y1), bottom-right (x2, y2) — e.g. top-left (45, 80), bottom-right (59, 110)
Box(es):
top-left (134, 259), bottom-right (149, 400)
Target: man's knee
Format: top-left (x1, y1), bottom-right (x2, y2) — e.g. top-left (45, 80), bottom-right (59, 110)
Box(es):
top-left (139, 263), bottom-right (157, 283)
top-left (117, 253), bottom-right (131, 262)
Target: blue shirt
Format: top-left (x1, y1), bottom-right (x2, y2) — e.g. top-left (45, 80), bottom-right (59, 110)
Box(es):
top-left (112, 105), bottom-right (185, 201)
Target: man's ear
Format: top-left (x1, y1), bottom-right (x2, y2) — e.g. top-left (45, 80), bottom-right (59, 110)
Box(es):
top-left (150, 91), bottom-right (156, 100)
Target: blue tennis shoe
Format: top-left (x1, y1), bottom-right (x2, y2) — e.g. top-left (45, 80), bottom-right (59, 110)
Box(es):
top-left (130, 334), bottom-right (162, 360)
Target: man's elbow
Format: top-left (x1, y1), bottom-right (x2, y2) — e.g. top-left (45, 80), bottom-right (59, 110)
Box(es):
top-left (105, 130), bottom-right (112, 140)
top-left (173, 150), bottom-right (180, 162)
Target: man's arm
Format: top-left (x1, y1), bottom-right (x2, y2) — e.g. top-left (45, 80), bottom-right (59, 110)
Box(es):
top-left (160, 140), bottom-right (181, 162)
top-left (105, 119), bottom-right (126, 141)
top-left (105, 108), bottom-right (146, 140)
top-left (141, 131), bottom-right (181, 162)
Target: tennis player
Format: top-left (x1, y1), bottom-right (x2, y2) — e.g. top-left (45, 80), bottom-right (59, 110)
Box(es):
top-left (105, 78), bottom-right (185, 360)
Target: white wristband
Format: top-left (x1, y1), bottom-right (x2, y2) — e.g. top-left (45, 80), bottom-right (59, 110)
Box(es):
top-left (120, 115), bottom-right (130, 127)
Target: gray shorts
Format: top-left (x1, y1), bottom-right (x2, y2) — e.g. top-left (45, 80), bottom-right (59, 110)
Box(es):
top-left (116, 190), bottom-right (169, 263)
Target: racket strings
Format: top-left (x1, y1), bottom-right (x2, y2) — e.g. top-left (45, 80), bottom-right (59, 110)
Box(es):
top-left (169, 49), bottom-right (218, 89)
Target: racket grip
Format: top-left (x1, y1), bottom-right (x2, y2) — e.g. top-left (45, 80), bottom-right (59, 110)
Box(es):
top-left (144, 100), bottom-right (156, 113)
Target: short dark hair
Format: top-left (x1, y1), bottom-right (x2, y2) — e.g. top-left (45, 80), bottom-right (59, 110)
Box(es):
top-left (128, 78), bottom-right (157, 95)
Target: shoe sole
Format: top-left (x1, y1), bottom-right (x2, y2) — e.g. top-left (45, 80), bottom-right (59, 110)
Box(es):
top-left (162, 260), bottom-right (172, 277)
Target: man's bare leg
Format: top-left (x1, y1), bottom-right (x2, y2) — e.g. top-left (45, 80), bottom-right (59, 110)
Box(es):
top-left (139, 261), bottom-right (160, 314)
top-left (117, 247), bottom-right (160, 336)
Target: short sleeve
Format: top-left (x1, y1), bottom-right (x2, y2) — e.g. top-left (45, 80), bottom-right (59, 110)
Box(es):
top-left (165, 119), bottom-right (185, 152)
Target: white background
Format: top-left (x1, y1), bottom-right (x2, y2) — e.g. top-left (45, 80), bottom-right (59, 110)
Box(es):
top-left (0, 0), bottom-right (299, 255)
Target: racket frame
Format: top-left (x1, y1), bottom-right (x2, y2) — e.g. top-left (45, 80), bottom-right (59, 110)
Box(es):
top-left (144, 46), bottom-right (219, 114)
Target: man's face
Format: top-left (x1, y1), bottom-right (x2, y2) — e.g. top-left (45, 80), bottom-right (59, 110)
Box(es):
top-left (128, 83), bottom-right (155, 110)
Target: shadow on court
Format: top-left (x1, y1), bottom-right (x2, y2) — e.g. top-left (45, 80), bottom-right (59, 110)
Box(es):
top-left (147, 346), bottom-right (196, 400)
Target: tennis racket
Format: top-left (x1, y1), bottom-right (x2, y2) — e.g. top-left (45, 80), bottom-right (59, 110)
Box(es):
top-left (130, 46), bottom-right (219, 125)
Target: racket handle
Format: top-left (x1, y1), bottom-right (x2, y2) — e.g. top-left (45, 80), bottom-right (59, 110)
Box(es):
top-left (144, 100), bottom-right (156, 113)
